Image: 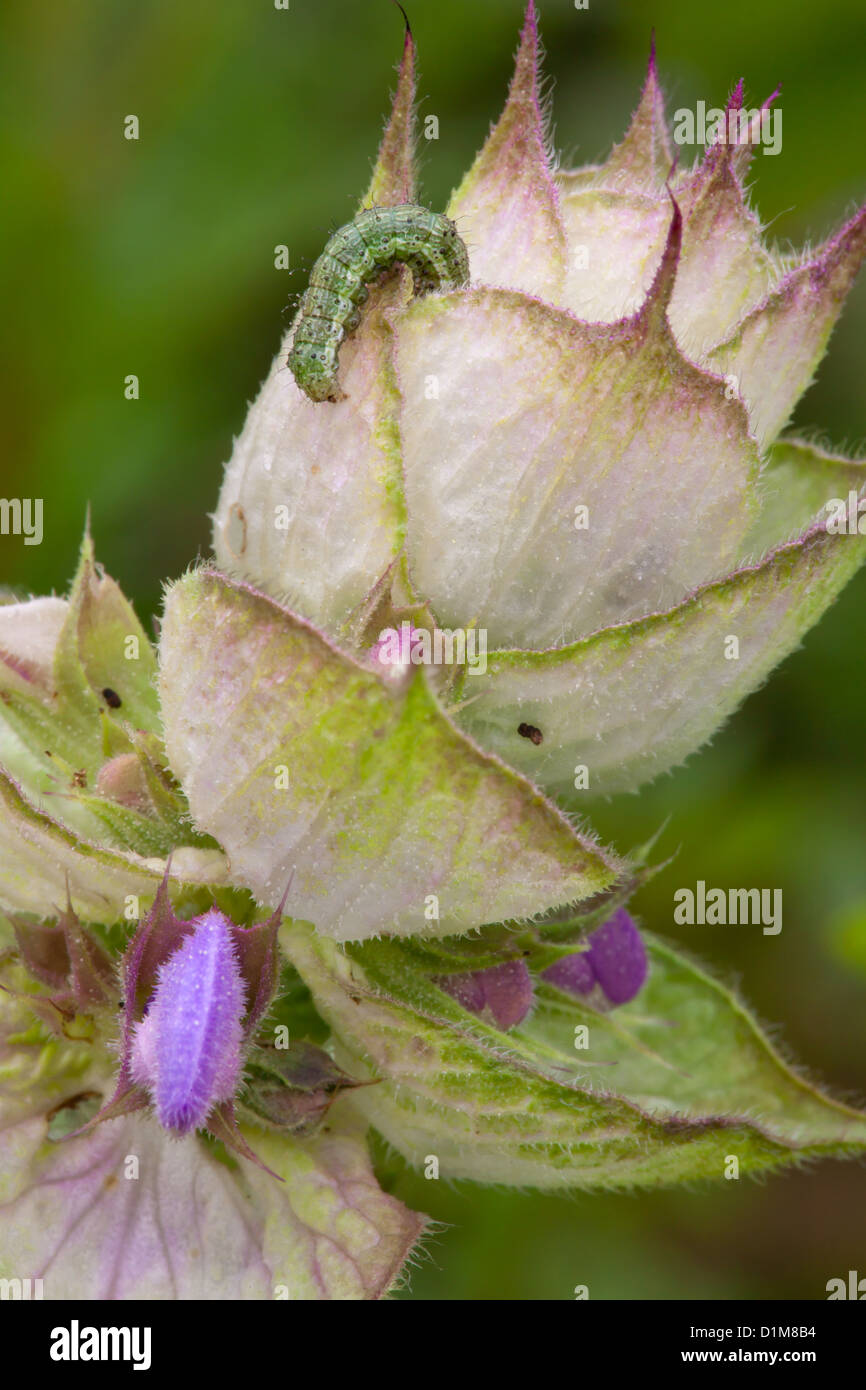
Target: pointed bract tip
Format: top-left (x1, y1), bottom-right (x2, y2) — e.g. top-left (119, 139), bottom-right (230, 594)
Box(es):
top-left (648, 29), bottom-right (657, 73)
top-left (822, 200), bottom-right (866, 271)
top-left (505, 0), bottom-right (546, 121)
top-left (207, 1102), bottom-right (285, 1181)
top-left (360, 0), bottom-right (417, 209)
top-left (728, 77), bottom-right (745, 111)
top-left (516, 0), bottom-right (540, 60)
top-left (392, 0), bottom-right (412, 40)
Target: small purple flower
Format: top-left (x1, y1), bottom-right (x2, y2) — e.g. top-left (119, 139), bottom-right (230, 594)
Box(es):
top-left (436, 959), bottom-right (534, 1030)
top-left (542, 909), bottom-right (648, 1008)
top-left (130, 908), bottom-right (247, 1135)
top-left (369, 621), bottom-right (424, 681)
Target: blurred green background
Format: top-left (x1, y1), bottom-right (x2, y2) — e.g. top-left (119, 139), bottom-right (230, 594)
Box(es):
top-left (1, 0), bottom-right (865, 1299)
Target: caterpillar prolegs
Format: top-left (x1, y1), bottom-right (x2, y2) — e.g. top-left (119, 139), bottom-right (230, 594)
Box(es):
top-left (288, 204), bottom-right (470, 403)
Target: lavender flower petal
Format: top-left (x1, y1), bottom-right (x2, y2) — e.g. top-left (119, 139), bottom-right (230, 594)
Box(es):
top-left (131, 908), bottom-right (247, 1134)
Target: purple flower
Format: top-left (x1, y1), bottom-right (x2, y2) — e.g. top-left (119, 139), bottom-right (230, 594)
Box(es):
top-left (436, 959), bottom-right (534, 1030)
top-left (542, 909), bottom-right (648, 1007)
top-left (130, 908), bottom-right (247, 1134)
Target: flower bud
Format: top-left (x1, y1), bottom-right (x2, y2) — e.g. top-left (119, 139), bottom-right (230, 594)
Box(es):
top-left (130, 908), bottom-right (247, 1134)
top-left (436, 959), bottom-right (533, 1030)
top-left (94, 754), bottom-right (154, 813)
top-left (542, 909), bottom-right (647, 1007)
top-left (369, 622), bottom-right (424, 682)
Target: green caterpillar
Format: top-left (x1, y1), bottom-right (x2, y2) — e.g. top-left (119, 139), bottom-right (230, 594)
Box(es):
top-left (289, 204), bottom-right (470, 403)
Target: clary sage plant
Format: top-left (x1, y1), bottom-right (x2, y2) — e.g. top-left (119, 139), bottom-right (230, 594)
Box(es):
top-left (2, 2), bottom-right (866, 1299)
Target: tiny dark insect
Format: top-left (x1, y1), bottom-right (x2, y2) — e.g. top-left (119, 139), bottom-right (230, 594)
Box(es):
top-left (289, 203), bottom-right (470, 403)
top-left (517, 722), bottom-right (544, 746)
top-left (102, 687), bottom-right (122, 709)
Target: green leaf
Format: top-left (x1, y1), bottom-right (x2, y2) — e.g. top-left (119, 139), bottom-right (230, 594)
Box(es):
top-left (0, 768), bottom-right (227, 921)
top-left (453, 518), bottom-right (866, 800)
top-left (528, 935), bottom-right (866, 1143)
top-left (282, 920), bottom-right (866, 1190)
top-left (212, 272), bottom-right (405, 636)
top-left (744, 437), bottom-right (866, 558)
top-left (706, 206), bottom-right (866, 449)
top-left (55, 532), bottom-right (160, 737)
top-left (0, 541), bottom-right (213, 864)
top-left (393, 280), bottom-right (759, 652)
top-left (160, 569), bottom-right (620, 940)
